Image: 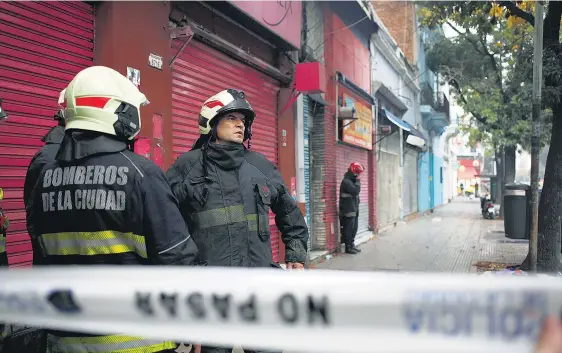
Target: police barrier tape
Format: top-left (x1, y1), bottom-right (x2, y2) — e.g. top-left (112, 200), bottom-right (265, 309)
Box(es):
top-left (0, 267), bottom-right (559, 353)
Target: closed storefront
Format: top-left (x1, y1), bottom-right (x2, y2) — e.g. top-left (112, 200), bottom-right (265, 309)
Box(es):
top-left (171, 39), bottom-right (281, 260)
top-left (303, 96), bottom-right (312, 252)
top-left (171, 40), bottom-right (280, 162)
top-left (376, 105), bottom-right (403, 228)
top-left (336, 78), bottom-right (373, 237)
top-left (377, 148), bottom-right (400, 227)
top-left (403, 147), bottom-right (418, 216)
top-left (337, 146), bottom-right (370, 235)
top-left (0, 1), bottom-right (94, 267)
top-left (169, 1), bottom-right (295, 261)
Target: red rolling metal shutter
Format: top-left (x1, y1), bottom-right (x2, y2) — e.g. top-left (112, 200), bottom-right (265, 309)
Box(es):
top-left (0, 1), bottom-right (94, 267)
top-left (171, 39), bottom-right (282, 261)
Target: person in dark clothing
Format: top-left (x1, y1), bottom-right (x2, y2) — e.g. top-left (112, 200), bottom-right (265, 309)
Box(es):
top-left (166, 89), bottom-right (309, 353)
top-left (24, 92), bottom-right (66, 207)
top-left (0, 193), bottom-right (8, 268)
top-left (339, 162), bottom-right (364, 254)
top-left (26, 66), bottom-right (199, 353)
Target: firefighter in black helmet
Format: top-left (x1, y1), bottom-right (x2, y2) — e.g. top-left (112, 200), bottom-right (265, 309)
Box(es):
top-left (26, 66), bottom-right (199, 353)
top-left (166, 89), bottom-right (309, 353)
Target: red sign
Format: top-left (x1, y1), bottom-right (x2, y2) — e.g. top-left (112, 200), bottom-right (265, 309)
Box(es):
top-left (296, 62), bottom-right (326, 94)
top-left (229, 1), bottom-right (302, 49)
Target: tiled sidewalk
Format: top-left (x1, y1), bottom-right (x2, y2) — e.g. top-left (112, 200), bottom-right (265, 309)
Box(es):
top-left (314, 198), bottom-right (528, 272)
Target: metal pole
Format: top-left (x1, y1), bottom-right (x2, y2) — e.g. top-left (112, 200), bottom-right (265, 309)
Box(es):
top-left (530, 1), bottom-right (544, 272)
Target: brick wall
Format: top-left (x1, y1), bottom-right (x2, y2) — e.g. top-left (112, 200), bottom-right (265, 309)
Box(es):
top-left (316, 5), bottom-right (373, 251)
top-left (371, 1), bottom-right (416, 65)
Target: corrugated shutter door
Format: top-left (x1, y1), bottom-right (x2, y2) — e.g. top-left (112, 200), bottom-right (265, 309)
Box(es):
top-left (303, 96), bottom-right (311, 253)
top-left (377, 151), bottom-right (400, 227)
top-left (408, 149), bottom-right (418, 214)
top-left (402, 148), bottom-right (418, 216)
top-left (357, 203), bottom-right (369, 234)
top-left (336, 145), bottom-right (370, 236)
top-left (0, 1), bottom-right (94, 267)
top-left (171, 39), bottom-right (282, 261)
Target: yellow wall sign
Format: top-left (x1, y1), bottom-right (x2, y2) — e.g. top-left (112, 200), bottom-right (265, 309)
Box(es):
top-left (342, 94), bottom-right (372, 150)
top-left (0, 188), bottom-right (3, 200)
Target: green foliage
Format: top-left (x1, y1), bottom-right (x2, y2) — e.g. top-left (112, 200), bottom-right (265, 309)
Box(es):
top-left (418, 1), bottom-right (550, 151)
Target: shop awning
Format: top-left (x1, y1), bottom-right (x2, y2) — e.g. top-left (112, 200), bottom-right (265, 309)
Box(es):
top-left (402, 120), bottom-right (427, 148)
top-left (381, 108), bottom-right (410, 131)
top-left (373, 81), bottom-right (408, 111)
top-left (401, 119), bottom-right (427, 141)
top-left (307, 93), bottom-right (328, 105)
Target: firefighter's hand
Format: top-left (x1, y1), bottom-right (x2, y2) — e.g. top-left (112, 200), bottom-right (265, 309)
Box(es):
top-left (535, 317), bottom-right (562, 353)
top-left (286, 262), bottom-right (304, 270)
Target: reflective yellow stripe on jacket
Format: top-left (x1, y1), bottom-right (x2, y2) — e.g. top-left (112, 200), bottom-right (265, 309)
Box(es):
top-left (0, 234), bottom-right (5, 253)
top-left (194, 204), bottom-right (266, 231)
top-left (46, 334), bottom-right (176, 353)
top-left (40, 231), bottom-right (147, 258)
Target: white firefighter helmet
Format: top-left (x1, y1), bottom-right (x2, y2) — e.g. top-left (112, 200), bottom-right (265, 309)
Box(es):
top-left (198, 89), bottom-right (255, 140)
top-left (62, 66), bottom-right (148, 140)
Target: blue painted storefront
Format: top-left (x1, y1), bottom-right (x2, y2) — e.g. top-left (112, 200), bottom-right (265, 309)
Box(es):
top-left (432, 153), bottom-right (444, 207)
top-left (418, 150), bottom-right (444, 212)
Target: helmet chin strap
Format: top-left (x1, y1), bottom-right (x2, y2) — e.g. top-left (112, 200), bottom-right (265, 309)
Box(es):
top-left (246, 125), bottom-right (252, 149)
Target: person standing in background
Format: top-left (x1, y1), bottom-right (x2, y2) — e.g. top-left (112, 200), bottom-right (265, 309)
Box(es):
top-left (339, 162), bottom-right (364, 255)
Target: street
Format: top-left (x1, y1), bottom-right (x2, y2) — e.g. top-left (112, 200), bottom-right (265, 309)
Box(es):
top-left (314, 197), bottom-right (528, 272)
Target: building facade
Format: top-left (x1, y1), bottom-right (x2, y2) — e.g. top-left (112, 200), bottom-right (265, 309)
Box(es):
top-left (0, 0), bottom-right (303, 266)
top-left (303, 1), bottom-right (378, 253)
top-left (1, 0), bottom-right (469, 265)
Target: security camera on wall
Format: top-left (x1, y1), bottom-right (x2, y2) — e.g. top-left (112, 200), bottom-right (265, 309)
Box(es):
top-left (338, 106), bottom-right (357, 120)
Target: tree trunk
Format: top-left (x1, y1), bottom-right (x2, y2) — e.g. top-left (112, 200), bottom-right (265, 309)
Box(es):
top-left (521, 107), bottom-right (562, 271)
top-left (537, 108), bottom-right (562, 271)
top-left (496, 147), bottom-right (505, 219)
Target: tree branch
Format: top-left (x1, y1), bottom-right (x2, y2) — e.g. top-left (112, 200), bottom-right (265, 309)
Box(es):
top-left (445, 21), bottom-right (487, 57)
top-left (449, 79), bottom-right (488, 125)
top-left (478, 34), bottom-right (501, 77)
top-left (445, 20), bottom-right (506, 99)
top-left (496, 1), bottom-right (535, 26)
top-left (450, 78), bottom-right (507, 134)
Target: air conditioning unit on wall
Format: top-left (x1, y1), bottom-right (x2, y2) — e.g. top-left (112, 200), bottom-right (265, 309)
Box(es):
top-left (338, 106), bottom-right (357, 120)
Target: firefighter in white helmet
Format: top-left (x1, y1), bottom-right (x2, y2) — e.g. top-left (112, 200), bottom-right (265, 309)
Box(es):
top-left (26, 66), bottom-right (199, 353)
top-left (167, 88), bottom-right (309, 353)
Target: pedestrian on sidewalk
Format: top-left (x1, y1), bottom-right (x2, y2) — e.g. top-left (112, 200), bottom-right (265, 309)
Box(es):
top-left (339, 162), bottom-right (364, 254)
